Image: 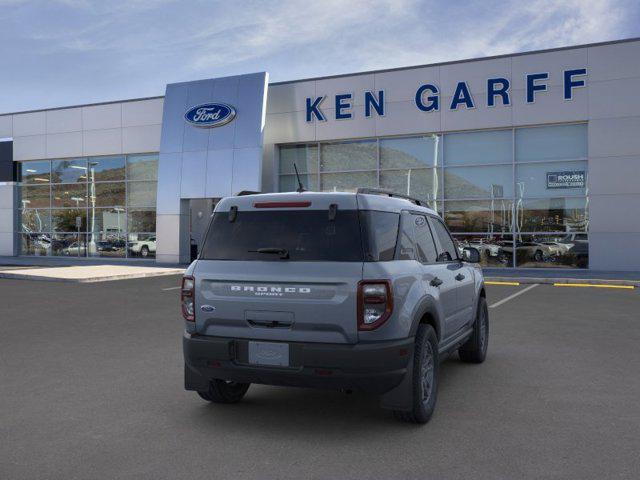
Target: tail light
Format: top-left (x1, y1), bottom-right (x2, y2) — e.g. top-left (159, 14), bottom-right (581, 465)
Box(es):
top-left (181, 276), bottom-right (195, 322)
top-left (357, 280), bottom-right (393, 331)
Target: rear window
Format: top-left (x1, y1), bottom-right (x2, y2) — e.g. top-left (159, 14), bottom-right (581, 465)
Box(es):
top-left (200, 209), bottom-right (400, 262)
top-left (200, 210), bottom-right (363, 261)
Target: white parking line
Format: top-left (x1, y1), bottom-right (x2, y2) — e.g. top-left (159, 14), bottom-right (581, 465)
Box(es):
top-left (162, 286), bottom-right (181, 291)
top-left (489, 283), bottom-right (539, 309)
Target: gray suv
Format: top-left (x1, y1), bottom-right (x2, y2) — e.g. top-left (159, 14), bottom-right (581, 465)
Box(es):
top-left (182, 189), bottom-right (488, 423)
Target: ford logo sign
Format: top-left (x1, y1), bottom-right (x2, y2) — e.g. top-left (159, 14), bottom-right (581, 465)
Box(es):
top-left (184, 103), bottom-right (236, 128)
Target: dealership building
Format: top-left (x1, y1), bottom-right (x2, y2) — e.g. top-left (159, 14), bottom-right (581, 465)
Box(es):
top-left (0, 37), bottom-right (639, 270)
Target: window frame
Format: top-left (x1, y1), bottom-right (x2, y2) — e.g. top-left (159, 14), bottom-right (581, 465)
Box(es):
top-left (16, 153), bottom-right (158, 259)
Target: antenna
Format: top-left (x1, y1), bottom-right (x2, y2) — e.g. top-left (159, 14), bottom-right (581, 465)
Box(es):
top-left (293, 163), bottom-right (306, 193)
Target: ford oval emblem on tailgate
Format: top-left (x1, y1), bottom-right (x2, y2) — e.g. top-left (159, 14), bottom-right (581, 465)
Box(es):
top-left (200, 305), bottom-right (215, 312)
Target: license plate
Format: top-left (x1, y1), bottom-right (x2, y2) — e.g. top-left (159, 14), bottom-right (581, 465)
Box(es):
top-left (248, 341), bottom-right (290, 367)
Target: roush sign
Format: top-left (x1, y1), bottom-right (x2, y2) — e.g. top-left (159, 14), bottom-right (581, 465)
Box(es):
top-left (546, 171), bottom-right (586, 189)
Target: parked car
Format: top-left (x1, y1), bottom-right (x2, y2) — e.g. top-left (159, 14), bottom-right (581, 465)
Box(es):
top-left (540, 241), bottom-right (571, 255)
top-left (469, 239), bottom-right (501, 257)
top-left (182, 189), bottom-right (488, 424)
top-left (558, 233), bottom-right (588, 251)
top-left (61, 242), bottom-right (86, 256)
top-left (500, 241), bottom-right (555, 263)
top-left (128, 236), bottom-right (156, 257)
top-left (96, 241), bottom-right (118, 252)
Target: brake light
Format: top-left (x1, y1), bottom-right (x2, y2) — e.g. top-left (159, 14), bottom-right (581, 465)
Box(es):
top-left (181, 276), bottom-right (195, 322)
top-left (357, 280), bottom-right (393, 331)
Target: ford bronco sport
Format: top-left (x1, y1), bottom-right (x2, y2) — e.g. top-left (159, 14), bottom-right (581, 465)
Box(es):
top-left (182, 189), bottom-right (488, 423)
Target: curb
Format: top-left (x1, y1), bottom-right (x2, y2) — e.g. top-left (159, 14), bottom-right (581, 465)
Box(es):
top-left (486, 276), bottom-right (640, 287)
top-left (0, 269), bottom-right (184, 283)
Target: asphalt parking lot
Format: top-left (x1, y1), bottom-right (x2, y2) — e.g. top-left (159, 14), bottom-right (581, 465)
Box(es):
top-left (1, 276), bottom-right (639, 479)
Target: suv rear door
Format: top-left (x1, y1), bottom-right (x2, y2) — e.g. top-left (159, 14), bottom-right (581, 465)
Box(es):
top-left (428, 216), bottom-right (476, 335)
top-left (410, 212), bottom-right (459, 338)
top-left (193, 196), bottom-right (363, 344)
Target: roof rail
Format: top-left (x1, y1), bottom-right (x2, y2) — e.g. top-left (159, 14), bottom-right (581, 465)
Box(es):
top-left (356, 188), bottom-right (424, 206)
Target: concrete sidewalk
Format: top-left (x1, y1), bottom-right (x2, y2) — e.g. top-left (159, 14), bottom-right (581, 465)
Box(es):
top-left (0, 265), bottom-right (184, 283)
top-left (0, 256), bottom-right (185, 269)
top-left (483, 268), bottom-right (640, 287)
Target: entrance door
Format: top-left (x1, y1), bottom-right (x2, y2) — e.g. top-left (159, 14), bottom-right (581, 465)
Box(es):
top-left (189, 199), bottom-right (218, 261)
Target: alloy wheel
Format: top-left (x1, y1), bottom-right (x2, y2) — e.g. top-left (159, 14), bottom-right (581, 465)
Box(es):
top-left (421, 342), bottom-right (435, 404)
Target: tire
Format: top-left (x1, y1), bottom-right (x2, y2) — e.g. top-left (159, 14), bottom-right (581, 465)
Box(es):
top-left (141, 246), bottom-right (149, 258)
top-left (534, 250), bottom-right (543, 262)
top-left (197, 379), bottom-right (250, 404)
top-left (459, 296), bottom-right (489, 364)
top-left (393, 324), bottom-right (439, 424)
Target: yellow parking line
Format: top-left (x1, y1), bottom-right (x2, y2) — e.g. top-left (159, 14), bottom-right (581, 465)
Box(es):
top-left (485, 281), bottom-right (520, 286)
top-left (553, 283), bottom-right (635, 289)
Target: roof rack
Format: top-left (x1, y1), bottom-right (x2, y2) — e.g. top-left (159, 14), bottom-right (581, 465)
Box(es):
top-left (356, 188), bottom-right (424, 206)
top-left (236, 190), bottom-right (261, 196)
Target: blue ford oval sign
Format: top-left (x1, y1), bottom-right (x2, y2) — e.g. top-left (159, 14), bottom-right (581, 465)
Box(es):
top-left (184, 102), bottom-right (236, 128)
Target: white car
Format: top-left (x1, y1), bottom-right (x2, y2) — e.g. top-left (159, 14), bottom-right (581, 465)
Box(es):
top-left (457, 239), bottom-right (501, 258)
top-left (61, 242), bottom-right (86, 256)
top-left (500, 242), bottom-right (555, 262)
top-left (129, 236), bottom-right (156, 257)
top-left (540, 241), bottom-right (570, 255)
top-left (469, 240), bottom-right (501, 257)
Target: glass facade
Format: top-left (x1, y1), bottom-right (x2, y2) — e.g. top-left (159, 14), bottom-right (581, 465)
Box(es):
top-left (17, 154), bottom-right (158, 259)
top-left (278, 123), bottom-right (588, 268)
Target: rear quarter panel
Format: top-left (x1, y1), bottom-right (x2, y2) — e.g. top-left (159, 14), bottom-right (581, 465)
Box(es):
top-left (360, 260), bottom-right (429, 342)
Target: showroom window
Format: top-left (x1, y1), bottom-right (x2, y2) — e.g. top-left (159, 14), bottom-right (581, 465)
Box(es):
top-left (277, 123), bottom-right (588, 268)
top-left (17, 154), bottom-right (158, 259)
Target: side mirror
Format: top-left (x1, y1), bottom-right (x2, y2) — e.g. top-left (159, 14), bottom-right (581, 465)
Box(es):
top-left (462, 247), bottom-right (481, 263)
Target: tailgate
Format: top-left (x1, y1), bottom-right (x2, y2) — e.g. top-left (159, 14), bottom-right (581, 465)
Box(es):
top-left (194, 260), bottom-right (363, 344)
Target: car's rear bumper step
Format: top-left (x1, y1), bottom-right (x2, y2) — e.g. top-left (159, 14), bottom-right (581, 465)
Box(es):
top-left (183, 333), bottom-right (413, 394)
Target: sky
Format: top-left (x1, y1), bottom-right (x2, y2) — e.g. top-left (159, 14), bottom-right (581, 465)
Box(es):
top-left (1, 0), bottom-right (639, 113)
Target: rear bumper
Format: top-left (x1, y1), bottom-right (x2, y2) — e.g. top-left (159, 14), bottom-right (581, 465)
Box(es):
top-left (183, 333), bottom-right (413, 394)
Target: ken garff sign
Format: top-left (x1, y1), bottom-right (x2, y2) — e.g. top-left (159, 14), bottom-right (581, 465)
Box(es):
top-left (184, 102), bottom-right (236, 128)
top-left (305, 68), bottom-right (587, 122)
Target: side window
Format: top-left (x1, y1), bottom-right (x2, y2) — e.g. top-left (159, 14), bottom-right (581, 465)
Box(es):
top-left (413, 214), bottom-right (438, 263)
top-left (429, 217), bottom-right (458, 262)
top-left (397, 212), bottom-right (416, 260)
top-left (360, 210), bottom-right (400, 261)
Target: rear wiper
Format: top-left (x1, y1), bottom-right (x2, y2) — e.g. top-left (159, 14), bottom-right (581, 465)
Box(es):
top-left (248, 247), bottom-right (290, 259)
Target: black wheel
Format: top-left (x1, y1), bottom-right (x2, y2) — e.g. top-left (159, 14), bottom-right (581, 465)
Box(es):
top-left (197, 379), bottom-right (250, 404)
top-left (141, 246), bottom-right (149, 258)
top-left (459, 296), bottom-right (489, 364)
top-left (393, 324), bottom-right (439, 424)
top-left (534, 249), bottom-right (543, 262)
